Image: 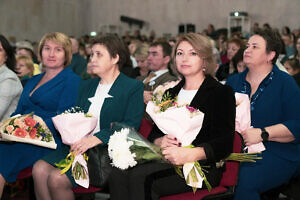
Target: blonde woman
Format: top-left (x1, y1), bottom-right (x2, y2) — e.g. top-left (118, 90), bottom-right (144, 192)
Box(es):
top-left (15, 55), bottom-right (34, 86)
top-left (0, 32), bottom-right (80, 198)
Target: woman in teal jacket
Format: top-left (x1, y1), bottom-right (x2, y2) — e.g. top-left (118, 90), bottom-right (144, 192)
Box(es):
top-left (32, 34), bottom-right (144, 200)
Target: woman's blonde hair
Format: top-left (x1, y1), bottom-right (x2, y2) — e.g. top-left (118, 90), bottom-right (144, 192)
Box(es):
top-left (134, 43), bottom-right (149, 58)
top-left (172, 33), bottom-right (216, 76)
top-left (16, 55), bottom-right (34, 76)
top-left (38, 32), bottom-right (72, 68)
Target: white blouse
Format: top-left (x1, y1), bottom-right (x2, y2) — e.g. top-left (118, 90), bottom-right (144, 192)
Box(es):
top-left (88, 82), bottom-right (113, 134)
top-left (177, 88), bottom-right (198, 105)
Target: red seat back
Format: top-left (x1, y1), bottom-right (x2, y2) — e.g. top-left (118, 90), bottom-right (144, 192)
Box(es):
top-left (138, 118), bottom-right (153, 138)
top-left (219, 131), bottom-right (242, 187)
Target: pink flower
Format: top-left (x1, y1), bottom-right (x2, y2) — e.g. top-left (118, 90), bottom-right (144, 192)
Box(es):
top-left (14, 128), bottom-right (27, 138)
top-left (29, 128), bottom-right (37, 139)
top-left (186, 105), bottom-right (197, 113)
top-left (24, 117), bottom-right (36, 127)
top-left (14, 119), bottom-right (24, 127)
top-left (5, 125), bottom-right (14, 133)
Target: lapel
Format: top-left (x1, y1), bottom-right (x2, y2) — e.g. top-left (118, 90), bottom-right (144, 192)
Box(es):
top-left (144, 71), bottom-right (175, 91)
top-left (80, 78), bottom-right (100, 113)
top-left (99, 73), bottom-right (125, 126)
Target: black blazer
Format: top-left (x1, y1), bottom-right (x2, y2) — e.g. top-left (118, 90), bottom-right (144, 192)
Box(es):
top-left (148, 75), bottom-right (236, 163)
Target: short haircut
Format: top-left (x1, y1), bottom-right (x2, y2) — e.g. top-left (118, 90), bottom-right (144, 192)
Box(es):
top-left (134, 43), bottom-right (149, 58)
top-left (231, 47), bottom-right (246, 71)
top-left (16, 55), bottom-right (34, 76)
top-left (173, 33), bottom-right (216, 76)
top-left (227, 37), bottom-right (246, 49)
top-left (254, 29), bottom-right (282, 65)
top-left (91, 34), bottom-right (132, 69)
top-left (150, 41), bottom-right (172, 57)
top-left (38, 32), bottom-right (72, 68)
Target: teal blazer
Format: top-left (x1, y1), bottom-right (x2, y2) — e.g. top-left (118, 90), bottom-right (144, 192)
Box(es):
top-left (76, 72), bottom-right (144, 144)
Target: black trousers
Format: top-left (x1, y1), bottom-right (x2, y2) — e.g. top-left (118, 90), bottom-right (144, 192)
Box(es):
top-left (108, 161), bottom-right (222, 200)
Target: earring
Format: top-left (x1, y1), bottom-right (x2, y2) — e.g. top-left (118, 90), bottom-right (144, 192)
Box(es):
top-left (202, 67), bottom-right (206, 72)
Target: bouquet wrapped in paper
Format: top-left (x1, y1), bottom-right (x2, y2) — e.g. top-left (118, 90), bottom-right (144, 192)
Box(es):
top-left (146, 92), bottom-right (208, 190)
top-left (108, 122), bottom-right (163, 170)
top-left (52, 107), bottom-right (97, 188)
top-left (235, 93), bottom-right (265, 153)
top-left (0, 113), bottom-right (57, 149)
top-left (145, 88), bottom-right (261, 192)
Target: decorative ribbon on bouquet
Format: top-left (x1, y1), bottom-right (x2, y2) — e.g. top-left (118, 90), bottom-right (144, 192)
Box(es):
top-left (52, 109), bottom-right (97, 188)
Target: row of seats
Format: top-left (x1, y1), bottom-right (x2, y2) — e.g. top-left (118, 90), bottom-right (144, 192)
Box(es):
top-left (16, 118), bottom-right (242, 200)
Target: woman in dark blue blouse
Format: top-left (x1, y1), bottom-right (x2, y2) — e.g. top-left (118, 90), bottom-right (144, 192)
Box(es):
top-left (0, 32), bottom-right (80, 198)
top-left (226, 29), bottom-right (300, 200)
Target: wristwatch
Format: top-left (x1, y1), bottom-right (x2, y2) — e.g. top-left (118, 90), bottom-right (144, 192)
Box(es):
top-left (261, 128), bottom-right (269, 142)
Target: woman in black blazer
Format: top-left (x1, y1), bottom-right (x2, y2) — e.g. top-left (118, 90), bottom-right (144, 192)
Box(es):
top-left (109, 33), bottom-right (236, 200)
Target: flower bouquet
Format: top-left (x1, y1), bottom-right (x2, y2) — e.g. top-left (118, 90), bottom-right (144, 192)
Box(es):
top-left (0, 113), bottom-right (56, 149)
top-left (108, 122), bottom-right (163, 170)
top-left (52, 107), bottom-right (97, 188)
top-left (235, 93), bottom-right (265, 153)
top-left (145, 90), bottom-right (262, 192)
top-left (152, 80), bottom-right (180, 103)
top-left (146, 93), bottom-right (208, 190)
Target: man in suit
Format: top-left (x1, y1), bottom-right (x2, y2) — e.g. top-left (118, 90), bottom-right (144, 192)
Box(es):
top-left (143, 41), bottom-right (178, 104)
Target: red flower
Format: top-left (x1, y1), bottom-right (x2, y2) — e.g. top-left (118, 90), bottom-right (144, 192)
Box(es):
top-left (14, 128), bottom-right (27, 138)
top-left (24, 117), bottom-right (36, 127)
top-left (29, 128), bottom-right (37, 139)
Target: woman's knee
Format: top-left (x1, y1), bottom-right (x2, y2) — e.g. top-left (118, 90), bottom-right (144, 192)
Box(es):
top-left (32, 160), bottom-right (51, 178)
top-left (48, 171), bottom-right (71, 190)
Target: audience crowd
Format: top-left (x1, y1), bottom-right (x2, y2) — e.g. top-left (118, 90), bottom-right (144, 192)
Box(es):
top-left (0, 21), bottom-right (300, 200)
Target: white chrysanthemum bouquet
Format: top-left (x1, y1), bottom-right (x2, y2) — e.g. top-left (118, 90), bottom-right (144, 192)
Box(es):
top-left (108, 123), bottom-right (163, 170)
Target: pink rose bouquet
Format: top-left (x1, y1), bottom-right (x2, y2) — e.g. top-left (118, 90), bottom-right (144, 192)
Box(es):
top-left (0, 113), bottom-right (56, 149)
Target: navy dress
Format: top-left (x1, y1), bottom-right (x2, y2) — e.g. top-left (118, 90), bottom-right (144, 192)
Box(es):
top-left (226, 65), bottom-right (300, 200)
top-left (0, 67), bottom-right (80, 182)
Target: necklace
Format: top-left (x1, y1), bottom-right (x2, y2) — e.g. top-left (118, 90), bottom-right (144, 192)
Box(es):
top-left (242, 70), bottom-right (274, 111)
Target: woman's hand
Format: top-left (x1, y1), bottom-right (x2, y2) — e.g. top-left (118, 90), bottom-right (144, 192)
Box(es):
top-left (163, 147), bottom-right (205, 165)
top-left (71, 136), bottom-right (102, 155)
top-left (154, 134), bottom-right (181, 149)
top-left (241, 128), bottom-right (262, 146)
top-left (143, 91), bottom-right (153, 104)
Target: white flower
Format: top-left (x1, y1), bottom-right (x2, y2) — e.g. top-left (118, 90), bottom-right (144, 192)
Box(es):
top-left (108, 128), bottom-right (138, 170)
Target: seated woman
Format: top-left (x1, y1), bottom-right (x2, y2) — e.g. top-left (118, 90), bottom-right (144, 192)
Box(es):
top-left (284, 58), bottom-right (300, 86)
top-left (32, 34), bottom-right (144, 200)
top-left (226, 29), bottom-right (300, 200)
top-left (215, 37), bottom-right (245, 82)
top-left (109, 32), bottom-right (236, 200)
top-left (0, 32), bottom-right (80, 198)
top-left (134, 43), bottom-right (150, 79)
top-left (231, 47), bottom-right (247, 73)
top-left (15, 55), bottom-right (34, 86)
top-left (0, 35), bottom-right (23, 122)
